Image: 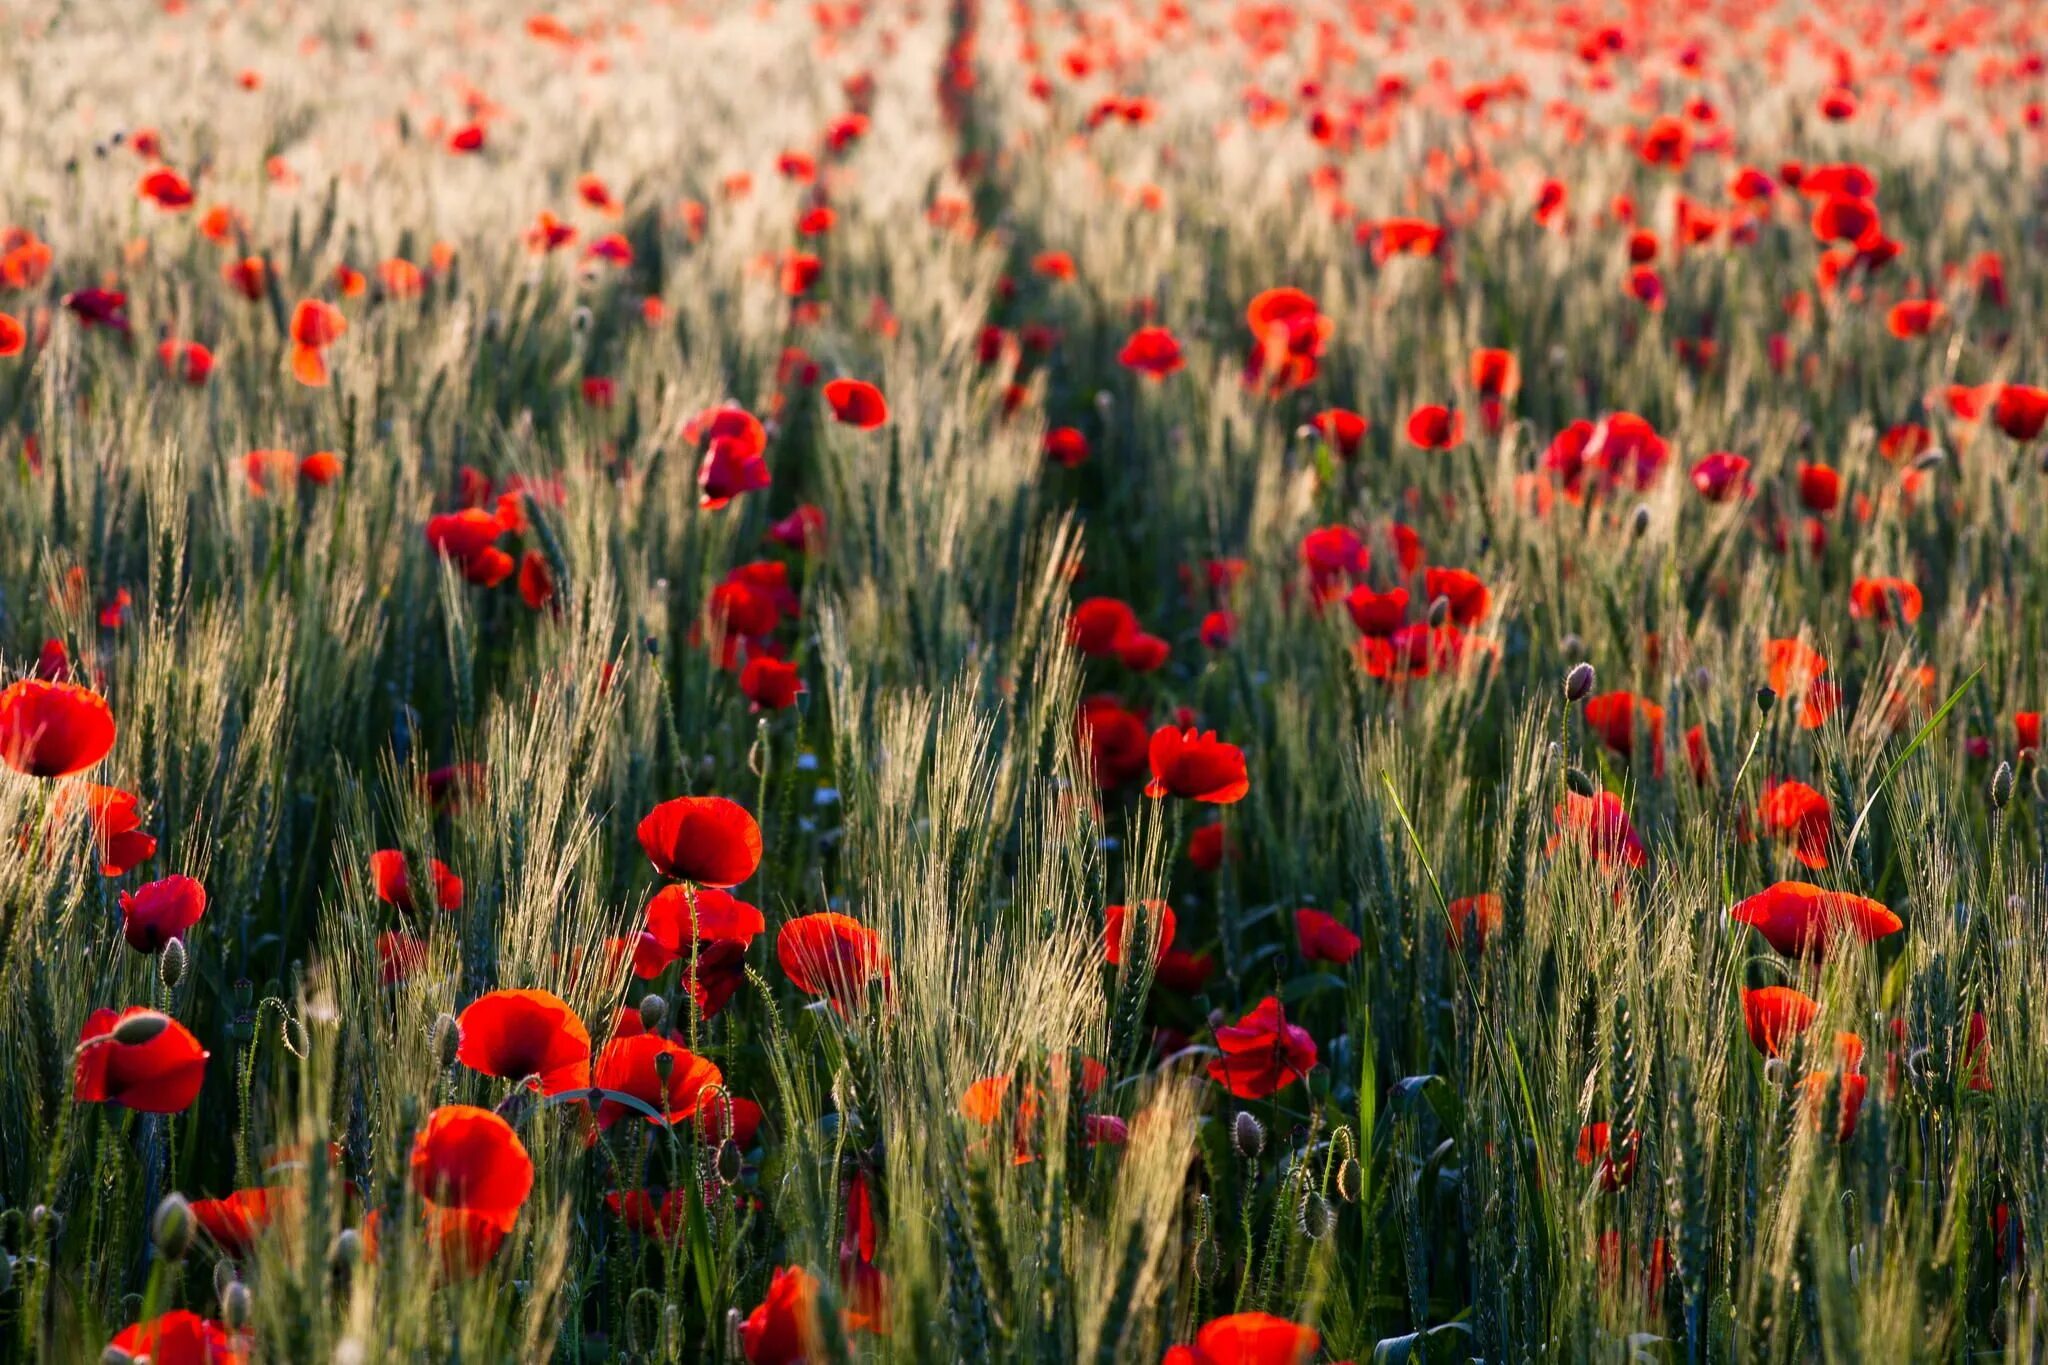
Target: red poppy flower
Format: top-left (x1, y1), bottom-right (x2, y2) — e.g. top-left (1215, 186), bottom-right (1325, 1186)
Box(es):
top-left (1847, 576), bottom-right (1922, 625)
top-left (1117, 632), bottom-right (1171, 672)
top-left (1796, 462), bottom-right (1841, 513)
top-left (740, 656), bottom-right (804, 711)
top-left (1886, 299), bottom-right (1942, 339)
top-left (698, 435), bottom-right (773, 510)
top-left (409, 1104), bottom-right (533, 1240)
top-left (701, 1092), bottom-right (765, 1148)
top-left (1575, 1123), bottom-right (1639, 1191)
top-left (1550, 791), bottom-right (1646, 868)
top-left (514, 550), bottom-right (555, 612)
top-left (0, 312), bottom-right (24, 357)
top-left (1802, 1066), bottom-right (1869, 1143)
top-left (191, 1186), bottom-right (296, 1259)
top-left (1729, 881), bottom-right (1900, 957)
top-left (1582, 692), bottom-right (1666, 775)
top-left (1637, 115), bottom-right (1691, 169)
top-left (741, 1265), bottom-right (820, 1365)
top-left (1343, 584), bottom-right (1407, 637)
top-left (1162, 1313), bottom-right (1318, 1365)
top-left (822, 378), bottom-right (888, 429)
top-left (641, 884), bottom-right (767, 1016)
top-left (455, 988), bottom-right (592, 1096)
top-left (1118, 326), bottom-right (1185, 378)
top-left (1741, 985), bottom-right (1820, 1055)
top-left (1690, 451), bottom-right (1752, 502)
top-left (369, 849), bottom-right (464, 914)
top-left (1758, 779), bottom-right (1832, 869)
top-left (592, 1034), bottom-right (723, 1128)
top-left (106, 1312), bottom-right (244, 1365)
top-left (1810, 194), bottom-right (1878, 243)
top-left (1422, 566), bottom-right (1490, 625)
top-left (777, 912), bottom-right (889, 1010)
top-left (607, 1188), bottom-right (692, 1244)
top-left (1103, 900), bottom-right (1176, 966)
top-left (287, 299), bottom-right (345, 386)
top-left (1405, 404), bottom-right (1464, 450)
top-left (59, 783), bottom-right (156, 875)
top-left (63, 287), bottom-right (130, 333)
top-left (0, 680), bottom-right (116, 777)
top-left (1187, 821), bottom-right (1236, 871)
top-left (1145, 727), bottom-right (1249, 804)
top-left (1077, 695), bottom-right (1150, 789)
top-left (378, 931), bottom-right (428, 984)
top-left (1044, 427), bottom-right (1090, 467)
top-left (767, 504), bottom-right (827, 551)
top-left (75, 1007), bottom-right (209, 1112)
top-left (1069, 597), bottom-right (1140, 657)
top-left (138, 167), bottom-right (195, 210)
top-left (119, 874), bottom-right (207, 953)
top-left (2018, 713), bottom-right (2042, 754)
top-left (1308, 408), bottom-right (1369, 458)
top-left (1994, 384), bottom-right (2048, 441)
top-left (1469, 347), bottom-right (1520, 399)
top-left (1764, 639), bottom-right (1836, 729)
top-left (1206, 996), bottom-right (1316, 1099)
top-left (637, 796), bottom-right (762, 887)
top-left (1446, 893), bottom-right (1504, 950)
top-left (157, 339), bottom-right (214, 385)
top-left (1294, 908), bottom-right (1360, 965)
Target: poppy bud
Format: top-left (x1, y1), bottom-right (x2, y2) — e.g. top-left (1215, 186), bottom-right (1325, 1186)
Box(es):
top-left (232, 1010), bottom-right (255, 1043)
top-left (2032, 766), bottom-right (2048, 804)
top-left (1991, 762), bottom-right (2014, 811)
top-left (639, 993), bottom-right (668, 1033)
top-left (1232, 1110), bottom-right (1266, 1158)
top-left (222, 1279), bottom-right (253, 1330)
top-left (1427, 595), bottom-right (1450, 627)
top-left (159, 937), bottom-right (187, 991)
top-left (153, 1192), bottom-right (195, 1259)
top-left (1193, 1233), bottom-right (1220, 1284)
top-left (1911, 449), bottom-right (1944, 471)
top-left (212, 1258), bottom-right (238, 1299)
top-left (431, 1012), bottom-right (461, 1068)
top-left (1560, 633), bottom-right (1584, 657)
top-left (330, 1228), bottom-right (363, 1269)
top-left (101, 1350), bottom-right (134, 1365)
top-left (1299, 1190), bottom-right (1335, 1240)
top-left (1336, 1155), bottom-right (1362, 1202)
top-left (1565, 662), bottom-right (1596, 701)
top-left (1094, 390), bottom-right (1114, 415)
top-left (1755, 685), bottom-right (1777, 716)
top-left (716, 1138), bottom-right (743, 1185)
top-left (1630, 504), bottom-right (1651, 539)
top-left (30, 1206), bottom-right (58, 1238)
top-left (1564, 766), bottom-right (1596, 798)
top-left (1690, 667), bottom-right (1711, 693)
top-left (654, 1049), bottom-right (676, 1087)
top-left (1761, 1057), bottom-right (1786, 1086)
top-left (233, 978), bottom-right (254, 1008)
top-left (725, 1308), bottom-right (746, 1358)
top-left (111, 1011), bottom-right (170, 1046)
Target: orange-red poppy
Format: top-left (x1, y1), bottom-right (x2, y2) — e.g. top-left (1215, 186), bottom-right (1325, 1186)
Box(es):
top-left (1729, 881), bottom-right (1901, 957)
top-left (777, 912), bottom-right (889, 1011)
top-left (637, 796), bottom-right (762, 887)
top-left (1145, 727), bottom-right (1249, 803)
top-left (75, 1007), bottom-right (209, 1112)
top-left (455, 989), bottom-right (592, 1096)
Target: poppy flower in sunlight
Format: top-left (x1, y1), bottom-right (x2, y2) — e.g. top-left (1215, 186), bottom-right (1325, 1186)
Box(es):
top-left (640, 884), bottom-right (767, 1017)
top-left (1848, 576), bottom-right (1922, 625)
top-left (1118, 325), bottom-right (1184, 379)
top-left (637, 795), bottom-right (762, 887)
top-left (1043, 426), bottom-right (1090, 468)
top-left (2018, 713), bottom-right (2042, 755)
top-left (1342, 585), bottom-right (1407, 638)
top-left (1551, 790), bottom-right (1646, 869)
top-left (1728, 881), bottom-right (1901, 958)
top-left (368, 849), bottom-right (464, 914)
top-left (1364, 217), bottom-right (1446, 262)
top-left (1690, 451), bottom-right (1752, 502)
top-left (526, 212), bottom-right (578, 253)
top-left (157, 339), bottom-right (213, 385)
top-left (64, 783), bottom-right (156, 875)
top-left (778, 912), bottom-right (889, 1012)
top-left (1294, 908), bottom-right (1360, 965)
top-left (1756, 780), bottom-right (1834, 869)
top-left (767, 504), bottom-right (827, 552)
top-left (1802, 1061), bottom-right (1869, 1143)
top-left (1796, 463), bottom-right (1841, 514)
top-left (516, 550), bottom-right (555, 612)
top-left (1764, 639), bottom-right (1837, 729)
top-left (1145, 727), bottom-right (1249, 804)
top-left (1162, 1313), bottom-right (1318, 1365)
top-left (1445, 893), bottom-right (1504, 951)
top-left (105, 1312), bottom-right (243, 1365)
top-left (455, 989), bottom-right (592, 1096)
top-left (741, 1265), bottom-right (820, 1365)
top-left (1878, 423), bottom-right (1932, 463)
top-left (1582, 691), bottom-right (1666, 775)
top-left (822, 378), bottom-right (889, 430)
top-left (138, 167), bottom-right (195, 210)
top-left (223, 256), bottom-right (268, 301)
top-left (1742, 986), bottom-right (1820, 1056)
top-left (409, 1104), bottom-right (533, 1270)
top-left (1886, 299), bottom-right (1942, 339)
top-left (701, 1093), bottom-right (765, 1150)
top-left (1308, 408), bottom-right (1369, 459)
top-left (1637, 115), bottom-right (1691, 169)
top-left (1243, 287), bottom-right (1331, 393)
top-left (1576, 1123), bottom-right (1639, 1191)
top-left (1103, 900), bottom-right (1176, 966)
top-left (1422, 566), bottom-right (1490, 625)
top-left (1069, 597), bottom-right (1140, 658)
top-left (740, 656), bottom-right (803, 711)
top-left (1994, 384), bottom-right (2048, 441)
top-left (698, 435), bottom-right (773, 511)
top-left (1405, 404), bottom-right (1463, 450)
top-left (119, 874), bottom-right (207, 953)
top-left (592, 1034), bottom-right (723, 1129)
top-left (0, 312), bottom-right (24, 357)
top-left (0, 679), bottom-right (116, 778)
top-left (378, 931), bottom-right (428, 984)
top-left (448, 122), bottom-right (487, 153)
top-left (191, 1186), bottom-right (296, 1259)
top-left (1206, 996), bottom-right (1316, 1100)
top-left (1077, 695), bottom-right (1150, 790)
top-left (1625, 265), bottom-right (1665, 311)
top-left (1810, 195), bottom-right (1878, 244)
top-left (287, 299), bottom-right (346, 387)
top-left (1470, 347), bottom-right (1520, 400)
top-left (74, 1007), bottom-right (208, 1112)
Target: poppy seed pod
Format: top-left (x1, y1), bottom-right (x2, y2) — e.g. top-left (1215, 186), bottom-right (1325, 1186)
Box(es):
top-left (159, 937), bottom-right (187, 991)
top-left (1990, 762), bottom-right (2014, 811)
top-left (1565, 662), bottom-right (1596, 701)
top-left (329, 1228), bottom-right (363, 1269)
top-left (1565, 766), bottom-right (1597, 798)
top-left (716, 1138), bottom-right (743, 1185)
top-left (1336, 1155), bottom-right (1362, 1202)
top-left (153, 1192), bottom-right (195, 1259)
top-left (1232, 1110), bottom-right (1266, 1158)
top-left (221, 1279), bottom-right (253, 1330)
top-left (1299, 1190), bottom-right (1335, 1240)
top-left (653, 1048), bottom-right (676, 1086)
top-left (1755, 685), bottom-right (1777, 715)
top-left (111, 1011), bottom-right (171, 1046)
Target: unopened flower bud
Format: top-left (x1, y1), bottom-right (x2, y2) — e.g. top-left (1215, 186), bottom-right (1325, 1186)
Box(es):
top-left (1990, 762), bottom-right (2014, 811)
top-left (1427, 595), bottom-right (1450, 627)
top-left (1232, 1110), bottom-right (1266, 1158)
top-left (112, 1011), bottom-right (170, 1046)
top-left (431, 1013), bottom-right (461, 1069)
top-left (1565, 766), bottom-right (1597, 798)
top-left (1755, 685), bottom-right (1777, 716)
top-left (1299, 1190), bottom-right (1335, 1240)
top-left (639, 993), bottom-right (668, 1034)
top-left (153, 1193), bottom-right (194, 1260)
top-left (221, 1279), bottom-right (253, 1330)
top-left (1336, 1155), bottom-right (1362, 1202)
top-left (1565, 662), bottom-right (1596, 702)
top-left (1630, 504), bottom-right (1651, 539)
top-left (716, 1139), bottom-right (743, 1185)
top-left (159, 937), bottom-right (188, 991)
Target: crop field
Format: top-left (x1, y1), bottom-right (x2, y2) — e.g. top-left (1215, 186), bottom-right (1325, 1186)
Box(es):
top-left (0, 0), bottom-right (2046, 1360)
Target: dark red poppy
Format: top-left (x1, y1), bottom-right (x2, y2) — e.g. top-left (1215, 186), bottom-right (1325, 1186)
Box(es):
top-left (60, 783), bottom-right (156, 875)
top-left (1162, 1312), bottom-right (1318, 1365)
top-left (1690, 451), bottom-right (1753, 502)
top-left (607, 1188), bottom-right (692, 1243)
top-left (455, 989), bottom-right (592, 1096)
top-left (1575, 1123), bottom-right (1639, 1191)
top-left (1405, 404), bottom-right (1464, 450)
top-left (767, 504), bottom-right (827, 551)
top-left (822, 378), bottom-right (889, 429)
top-left (1308, 408), bottom-right (1369, 458)
top-left (699, 436), bottom-right (773, 510)
top-left (378, 931), bottom-right (428, 984)
top-left (777, 912), bottom-right (890, 1009)
top-left (516, 551), bottom-right (555, 612)
top-left (1994, 384), bottom-right (2048, 441)
top-left (409, 1104), bottom-right (534, 1251)
top-left (106, 1312), bottom-right (244, 1365)
top-left (1797, 462), bottom-right (1841, 513)
top-left (0, 679), bottom-right (116, 777)
top-left (1446, 893), bottom-right (1503, 950)
top-left (1550, 791), bottom-right (1646, 868)
top-left (637, 796), bottom-right (762, 887)
top-left (0, 312), bottom-right (23, 357)
top-left (1077, 695), bottom-right (1150, 789)
top-left (191, 1186), bottom-right (296, 1259)
top-left (1117, 631), bottom-right (1170, 672)
top-left (1118, 326), bottom-right (1185, 378)
top-left (1068, 597), bottom-right (1139, 657)
top-left (1729, 881), bottom-right (1900, 957)
top-left (1145, 727), bottom-right (1249, 803)
top-left (1886, 299), bottom-right (1942, 339)
top-left (1187, 821), bottom-right (1236, 871)
top-left (1470, 347), bottom-right (1520, 399)
top-left (740, 1265), bottom-right (819, 1365)
top-left (369, 849), bottom-right (464, 914)
top-left (1582, 692), bottom-right (1666, 775)
top-left (740, 656), bottom-right (803, 711)
top-left (75, 1007), bottom-right (209, 1112)
top-left (1742, 985), bottom-right (1819, 1055)
top-left (1044, 427), bottom-right (1090, 467)
top-left (287, 299), bottom-right (345, 387)
top-left (641, 884), bottom-right (766, 1016)
top-left (1294, 908), bottom-right (1360, 965)
top-left (1103, 900), bottom-right (1176, 966)
top-left (1206, 996), bottom-right (1316, 1099)
top-left (119, 874), bottom-right (207, 953)
top-left (1422, 566), bottom-right (1490, 625)
top-left (591, 1034), bottom-right (723, 1128)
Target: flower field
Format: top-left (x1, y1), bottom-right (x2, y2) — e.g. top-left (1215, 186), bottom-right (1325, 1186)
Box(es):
top-left (1, 0), bottom-right (2047, 1360)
